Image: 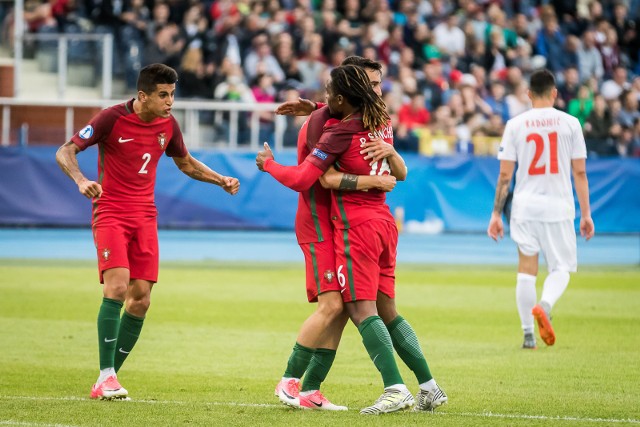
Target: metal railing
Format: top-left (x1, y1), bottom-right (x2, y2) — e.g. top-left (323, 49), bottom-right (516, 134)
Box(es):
top-left (19, 33), bottom-right (114, 99)
top-left (0, 98), bottom-right (289, 150)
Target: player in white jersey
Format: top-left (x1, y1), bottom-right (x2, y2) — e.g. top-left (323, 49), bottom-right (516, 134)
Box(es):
top-left (487, 69), bottom-right (595, 349)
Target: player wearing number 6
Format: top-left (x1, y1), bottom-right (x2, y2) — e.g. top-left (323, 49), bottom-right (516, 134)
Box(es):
top-left (258, 64), bottom-right (447, 414)
top-left (487, 69), bottom-right (595, 349)
top-left (55, 63), bottom-right (240, 400)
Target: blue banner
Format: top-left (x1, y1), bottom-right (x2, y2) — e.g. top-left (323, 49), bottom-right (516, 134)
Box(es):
top-left (0, 146), bottom-right (638, 233)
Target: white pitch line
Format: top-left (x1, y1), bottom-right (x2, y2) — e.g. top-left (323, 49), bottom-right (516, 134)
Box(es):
top-left (0, 421), bottom-right (77, 427)
top-left (1, 396), bottom-right (639, 424)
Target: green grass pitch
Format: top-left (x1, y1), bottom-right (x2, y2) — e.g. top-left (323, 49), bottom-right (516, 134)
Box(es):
top-left (1, 259), bottom-right (639, 426)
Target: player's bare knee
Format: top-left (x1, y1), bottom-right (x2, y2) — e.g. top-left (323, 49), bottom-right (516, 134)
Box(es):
top-left (126, 296), bottom-right (151, 317)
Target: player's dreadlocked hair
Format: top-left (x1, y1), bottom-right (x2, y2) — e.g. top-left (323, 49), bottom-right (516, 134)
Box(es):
top-left (329, 64), bottom-right (389, 133)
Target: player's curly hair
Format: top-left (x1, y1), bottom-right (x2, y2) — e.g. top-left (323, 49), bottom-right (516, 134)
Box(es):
top-left (329, 64), bottom-right (389, 133)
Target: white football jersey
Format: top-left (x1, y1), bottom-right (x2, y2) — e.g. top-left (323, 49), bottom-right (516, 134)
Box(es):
top-left (498, 107), bottom-right (587, 222)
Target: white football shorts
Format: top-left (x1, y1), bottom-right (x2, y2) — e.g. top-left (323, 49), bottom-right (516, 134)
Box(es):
top-left (509, 218), bottom-right (577, 272)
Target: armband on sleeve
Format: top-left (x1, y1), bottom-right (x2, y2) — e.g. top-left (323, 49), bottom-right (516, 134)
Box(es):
top-left (339, 173), bottom-right (359, 190)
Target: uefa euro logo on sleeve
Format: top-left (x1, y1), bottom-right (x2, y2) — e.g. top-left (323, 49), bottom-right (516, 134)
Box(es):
top-left (79, 125), bottom-right (94, 139)
top-left (312, 148), bottom-right (328, 161)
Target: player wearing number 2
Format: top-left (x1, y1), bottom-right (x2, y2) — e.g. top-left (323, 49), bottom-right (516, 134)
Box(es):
top-left (55, 63), bottom-right (240, 400)
top-left (487, 69), bottom-right (595, 349)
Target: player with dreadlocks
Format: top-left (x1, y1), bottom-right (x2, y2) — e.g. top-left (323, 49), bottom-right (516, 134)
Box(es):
top-left (256, 64), bottom-right (447, 415)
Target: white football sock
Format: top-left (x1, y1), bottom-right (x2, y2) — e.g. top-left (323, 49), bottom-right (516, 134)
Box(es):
top-left (97, 367), bottom-right (115, 384)
top-left (516, 273), bottom-right (537, 333)
top-left (541, 270), bottom-right (570, 310)
top-left (419, 379), bottom-right (437, 392)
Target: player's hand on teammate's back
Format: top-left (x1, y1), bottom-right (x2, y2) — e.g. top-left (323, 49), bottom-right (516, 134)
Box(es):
top-left (580, 216), bottom-right (595, 241)
top-left (221, 176), bottom-right (240, 195)
top-left (487, 213), bottom-right (504, 241)
top-left (256, 142), bottom-right (275, 171)
top-left (377, 175), bottom-right (397, 192)
top-left (274, 98), bottom-right (315, 116)
top-left (78, 179), bottom-right (103, 199)
top-left (360, 138), bottom-right (395, 164)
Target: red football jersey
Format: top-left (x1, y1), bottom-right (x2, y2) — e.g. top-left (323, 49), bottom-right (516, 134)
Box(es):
top-left (71, 99), bottom-right (188, 219)
top-left (306, 115), bottom-right (395, 229)
top-left (295, 107), bottom-right (333, 244)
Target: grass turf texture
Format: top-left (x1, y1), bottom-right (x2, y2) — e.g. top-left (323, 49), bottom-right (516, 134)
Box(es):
top-left (0, 259), bottom-right (638, 426)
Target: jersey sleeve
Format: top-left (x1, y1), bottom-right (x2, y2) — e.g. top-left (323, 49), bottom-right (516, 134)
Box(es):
top-left (497, 119), bottom-right (517, 161)
top-left (570, 118), bottom-right (587, 159)
top-left (305, 124), bottom-right (355, 171)
top-left (165, 117), bottom-right (189, 157)
top-left (70, 107), bottom-right (118, 151)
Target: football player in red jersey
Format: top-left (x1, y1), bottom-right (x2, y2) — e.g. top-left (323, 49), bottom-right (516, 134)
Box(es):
top-left (271, 59), bottom-right (397, 411)
top-left (258, 64), bottom-right (447, 415)
top-left (56, 63), bottom-right (240, 400)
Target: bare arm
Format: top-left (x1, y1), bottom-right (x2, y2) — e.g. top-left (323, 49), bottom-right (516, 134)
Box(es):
top-left (319, 166), bottom-right (397, 192)
top-left (274, 98), bottom-right (317, 116)
top-left (55, 141), bottom-right (103, 199)
top-left (571, 158), bottom-right (595, 240)
top-left (173, 153), bottom-right (240, 195)
top-left (487, 160), bottom-right (516, 241)
top-left (360, 139), bottom-right (408, 181)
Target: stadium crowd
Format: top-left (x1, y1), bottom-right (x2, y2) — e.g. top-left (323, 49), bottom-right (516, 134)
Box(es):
top-left (2, 0), bottom-right (640, 156)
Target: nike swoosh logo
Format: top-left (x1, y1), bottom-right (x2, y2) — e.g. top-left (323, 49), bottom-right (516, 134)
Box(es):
top-left (310, 400), bottom-right (323, 407)
top-left (118, 348), bottom-right (130, 354)
top-left (118, 137), bottom-right (134, 143)
top-left (104, 337), bottom-right (116, 343)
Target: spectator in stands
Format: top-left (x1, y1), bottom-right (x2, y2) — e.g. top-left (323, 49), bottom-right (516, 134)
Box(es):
top-left (178, 47), bottom-right (214, 99)
top-left (396, 92), bottom-right (430, 152)
top-left (584, 93), bottom-right (616, 156)
top-left (297, 34), bottom-right (327, 91)
top-left (144, 23), bottom-right (185, 71)
top-left (611, 2), bottom-right (639, 68)
top-left (418, 60), bottom-right (445, 111)
top-left (599, 26), bottom-right (622, 80)
top-left (567, 84), bottom-right (594, 126)
top-left (556, 66), bottom-right (580, 110)
top-left (577, 29), bottom-right (604, 83)
top-left (535, 14), bottom-right (565, 74)
top-left (617, 89), bottom-right (640, 128)
top-left (250, 72), bottom-right (277, 143)
top-left (485, 81), bottom-right (510, 123)
top-left (560, 35), bottom-right (581, 70)
top-left (506, 80), bottom-right (531, 118)
top-left (433, 12), bottom-right (465, 58)
top-left (244, 32), bottom-right (285, 84)
top-left (274, 33), bottom-right (303, 84)
top-left (601, 65), bottom-right (630, 101)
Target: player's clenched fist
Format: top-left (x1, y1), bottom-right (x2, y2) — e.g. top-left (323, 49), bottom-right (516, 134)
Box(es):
top-left (78, 179), bottom-right (103, 199)
top-left (377, 175), bottom-right (397, 192)
top-left (221, 176), bottom-right (240, 195)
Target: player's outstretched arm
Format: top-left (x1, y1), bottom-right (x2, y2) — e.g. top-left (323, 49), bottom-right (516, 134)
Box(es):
top-left (319, 166), bottom-right (397, 192)
top-left (571, 158), bottom-right (595, 240)
top-left (56, 141), bottom-right (103, 199)
top-left (274, 98), bottom-right (317, 116)
top-left (256, 142), bottom-right (324, 192)
top-left (488, 160), bottom-right (515, 241)
top-left (360, 139), bottom-right (407, 181)
top-left (173, 153), bottom-right (240, 195)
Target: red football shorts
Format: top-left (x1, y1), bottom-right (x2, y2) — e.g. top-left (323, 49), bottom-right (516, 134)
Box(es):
top-left (334, 219), bottom-right (397, 302)
top-left (299, 239), bottom-right (339, 302)
top-left (92, 215), bottom-right (159, 284)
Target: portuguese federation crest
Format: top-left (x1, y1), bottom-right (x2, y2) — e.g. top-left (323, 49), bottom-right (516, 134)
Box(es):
top-left (158, 133), bottom-right (166, 149)
top-left (102, 248), bottom-right (111, 261)
top-left (324, 270), bottom-right (335, 283)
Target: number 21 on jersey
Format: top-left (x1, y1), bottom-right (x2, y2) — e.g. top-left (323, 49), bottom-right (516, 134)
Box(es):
top-left (527, 131), bottom-right (558, 175)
